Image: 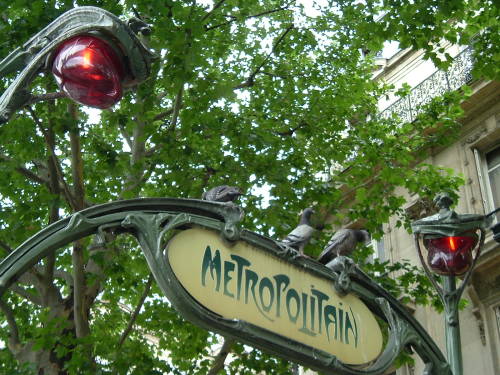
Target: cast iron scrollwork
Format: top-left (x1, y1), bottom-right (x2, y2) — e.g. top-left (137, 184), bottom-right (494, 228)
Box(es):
top-left (274, 242), bottom-right (304, 261)
top-left (380, 46), bottom-right (473, 124)
top-left (325, 256), bottom-right (356, 296)
top-left (0, 198), bottom-right (452, 375)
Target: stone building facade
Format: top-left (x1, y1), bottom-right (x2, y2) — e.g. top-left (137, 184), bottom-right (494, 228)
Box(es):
top-left (376, 44), bottom-right (500, 375)
top-left (302, 44), bottom-right (500, 375)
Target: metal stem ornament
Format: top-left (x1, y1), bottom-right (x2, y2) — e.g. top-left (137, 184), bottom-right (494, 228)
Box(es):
top-left (411, 193), bottom-right (492, 375)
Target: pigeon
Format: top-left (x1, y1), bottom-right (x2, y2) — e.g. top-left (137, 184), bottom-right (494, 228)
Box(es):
top-left (317, 229), bottom-right (369, 264)
top-left (202, 185), bottom-right (242, 203)
top-left (281, 208), bottom-right (315, 254)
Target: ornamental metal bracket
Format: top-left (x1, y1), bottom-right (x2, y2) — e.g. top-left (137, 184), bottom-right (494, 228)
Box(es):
top-left (325, 256), bottom-right (356, 296)
top-left (274, 242), bottom-right (304, 261)
top-left (0, 198), bottom-right (451, 375)
top-left (0, 6), bottom-right (157, 124)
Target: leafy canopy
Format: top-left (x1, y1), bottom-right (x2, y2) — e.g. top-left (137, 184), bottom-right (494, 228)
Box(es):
top-left (0, 0), bottom-right (496, 373)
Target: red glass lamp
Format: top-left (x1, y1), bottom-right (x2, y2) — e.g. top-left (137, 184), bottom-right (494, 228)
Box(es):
top-left (52, 35), bottom-right (125, 109)
top-left (412, 193), bottom-right (489, 278)
top-left (423, 232), bottom-right (478, 276)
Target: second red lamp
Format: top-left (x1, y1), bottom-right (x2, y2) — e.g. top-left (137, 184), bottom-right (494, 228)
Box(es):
top-left (423, 232), bottom-right (478, 276)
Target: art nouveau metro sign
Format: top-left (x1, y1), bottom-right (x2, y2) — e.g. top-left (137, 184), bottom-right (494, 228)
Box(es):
top-left (168, 227), bottom-right (382, 365)
top-left (0, 198), bottom-right (452, 375)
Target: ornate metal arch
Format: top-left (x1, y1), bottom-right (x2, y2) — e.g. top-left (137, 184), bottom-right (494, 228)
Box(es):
top-left (0, 198), bottom-right (451, 375)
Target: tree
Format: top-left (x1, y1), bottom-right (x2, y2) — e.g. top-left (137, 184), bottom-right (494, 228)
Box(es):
top-left (0, 0), bottom-right (496, 373)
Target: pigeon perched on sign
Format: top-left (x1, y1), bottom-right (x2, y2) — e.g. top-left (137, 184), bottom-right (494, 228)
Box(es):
top-left (281, 208), bottom-right (315, 254)
top-left (202, 185), bottom-right (242, 203)
top-left (317, 229), bottom-right (369, 264)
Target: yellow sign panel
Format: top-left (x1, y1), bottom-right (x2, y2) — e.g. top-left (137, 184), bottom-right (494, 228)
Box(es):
top-left (167, 227), bottom-right (383, 365)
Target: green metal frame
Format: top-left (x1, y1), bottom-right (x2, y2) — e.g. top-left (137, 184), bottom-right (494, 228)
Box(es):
top-left (0, 198), bottom-right (451, 375)
top-left (0, 6), bottom-right (156, 124)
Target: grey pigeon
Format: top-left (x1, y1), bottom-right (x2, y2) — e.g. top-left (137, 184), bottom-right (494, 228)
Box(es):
top-left (317, 229), bottom-right (369, 264)
top-left (281, 208), bottom-right (315, 254)
top-left (202, 185), bottom-right (242, 203)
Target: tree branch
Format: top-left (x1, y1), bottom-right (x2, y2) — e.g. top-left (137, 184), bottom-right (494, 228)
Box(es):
top-left (207, 337), bottom-right (236, 375)
top-left (201, 166), bottom-right (217, 191)
top-left (205, 4), bottom-right (292, 32)
top-left (118, 123), bottom-right (134, 151)
top-left (15, 267), bottom-right (61, 307)
top-left (44, 254), bottom-right (56, 290)
top-left (26, 92), bottom-right (66, 106)
top-left (153, 107), bottom-right (175, 121)
top-left (28, 107), bottom-right (80, 210)
top-left (0, 239), bottom-right (13, 254)
top-left (72, 240), bottom-right (89, 338)
top-left (144, 144), bottom-right (161, 158)
top-left (0, 153), bottom-right (48, 185)
top-left (168, 85), bottom-right (184, 132)
top-left (119, 167), bottom-right (153, 199)
top-left (141, 91), bottom-right (184, 161)
top-left (274, 120), bottom-right (308, 137)
top-left (30, 265), bottom-right (73, 287)
top-left (44, 106), bottom-right (59, 285)
top-left (235, 24), bottom-right (294, 89)
top-left (9, 263), bottom-right (63, 308)
top-left (117, 274), bottom-right (154, 348)
top-left (17, 270), bottom-right (44, 290)
top-left (68, 104), bottom-right (90, 339)
top-left (0, 299), bottom-right (21, 349)
top-left (84, 233), bottom-right (121, 307)
top-left (69, 105), bottom-right (85, 211)
top-left (53, 269), bottom-right (74, 286)
top-left (10, 284), bottom-right (43, 305)
top-left (122, 102), bottom-right (149, 196)
top-left (201, 0), bottom-right (227, 22)
top-left (142, 103), bottom-right (185, 158)
top-left (336, 167), bottom-right (385, 209)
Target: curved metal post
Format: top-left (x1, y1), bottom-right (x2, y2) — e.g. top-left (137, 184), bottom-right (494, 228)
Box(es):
top-left (443, 276), bottom-right (462, 375)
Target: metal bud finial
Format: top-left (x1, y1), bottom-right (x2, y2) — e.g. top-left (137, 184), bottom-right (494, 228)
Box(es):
top-left (434, 193), bottom-right (453, 212)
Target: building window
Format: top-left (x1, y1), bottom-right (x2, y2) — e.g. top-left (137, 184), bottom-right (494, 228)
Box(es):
top-left (366, 228), bottom-right (386, 265)
top-left (370, 234), bottom-right (386, 262)
top-left (496, 304), bottom-right (500, 339)
top-left (475, 145), bottom-right (500, 223)
top-left (486, 147), bottom-right (500, 220)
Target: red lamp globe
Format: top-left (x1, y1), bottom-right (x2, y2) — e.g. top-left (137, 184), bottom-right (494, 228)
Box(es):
top-left (423, 232), bottom-right (478, 276)
top-left (52, 35), bottom-right (125, 109)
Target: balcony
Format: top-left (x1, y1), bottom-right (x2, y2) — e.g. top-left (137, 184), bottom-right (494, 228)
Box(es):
top-left (380, 47), bottom-right (474, 123)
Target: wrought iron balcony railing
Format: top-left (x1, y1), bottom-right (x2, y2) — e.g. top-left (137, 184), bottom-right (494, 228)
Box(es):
top-left (380, 47), bottom-right (474, 123)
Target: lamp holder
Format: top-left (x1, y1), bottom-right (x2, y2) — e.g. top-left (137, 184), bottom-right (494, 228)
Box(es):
top-left (0, 6), bottom-right (157, 124)
top-left (413, 229), bottom-right (485, 314)
top-left (411, 193), bottom-right (488, 321)
top-left (412, 193), bottom-right (491, 236)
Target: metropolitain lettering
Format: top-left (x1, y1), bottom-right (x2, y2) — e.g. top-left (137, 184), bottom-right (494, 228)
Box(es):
top-left (201, 246), bottom-right (358, 347)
